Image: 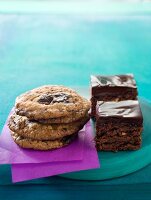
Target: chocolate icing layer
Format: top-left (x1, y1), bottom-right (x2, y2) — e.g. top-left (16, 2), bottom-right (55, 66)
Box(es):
top-left (96, 100), bottom-right (143, 121)
top-left (91, 74), bottom-right (136, 88)
top-left (91, 74), bottom-right (137, 96)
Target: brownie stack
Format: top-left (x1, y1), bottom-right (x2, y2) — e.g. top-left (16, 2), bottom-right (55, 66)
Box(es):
top-left (90, 74), bottom-right (143, 151)
top-left (8, 85), bottom-right (90, 151)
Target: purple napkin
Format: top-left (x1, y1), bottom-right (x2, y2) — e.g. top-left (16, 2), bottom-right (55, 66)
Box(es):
top-left (0, 112), bottom-right (85, 164)
top-left (12, 122), bottom-right (100, 182)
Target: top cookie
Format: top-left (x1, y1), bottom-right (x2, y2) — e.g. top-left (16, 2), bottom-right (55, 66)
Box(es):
top-left (15, 85), bottom-right (90, 120)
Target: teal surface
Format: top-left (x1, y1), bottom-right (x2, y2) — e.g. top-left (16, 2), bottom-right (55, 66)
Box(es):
top-left (60, 99), bottom-right (151, 180)
top-left (1, 14), bottom-right (151, 199)
top-left (1, 14), bottom-right (151, 132)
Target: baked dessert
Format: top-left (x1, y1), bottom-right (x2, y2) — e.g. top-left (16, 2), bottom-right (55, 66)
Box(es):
top-left (95, 100), bottom-right (143, 151)
top-left (8, 112), bottom-right (89, 141)
top-left (15, 85), bottom-right (90, 121)
top-left (91, 74), bottom-right (138, 117)
top-left (8, 85), bottom-right (90, 150)
top-left (10, 131), bottom-right (77, 150)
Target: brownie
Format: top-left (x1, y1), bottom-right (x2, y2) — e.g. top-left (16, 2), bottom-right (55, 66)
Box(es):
top-left (90, 74), bottom-right (138, 117)
top-left (95, 100), bottom-right (143, 152)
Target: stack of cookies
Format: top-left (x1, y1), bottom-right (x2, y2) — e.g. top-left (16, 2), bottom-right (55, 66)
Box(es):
top-left (8, 85), bottom-right (90, 150)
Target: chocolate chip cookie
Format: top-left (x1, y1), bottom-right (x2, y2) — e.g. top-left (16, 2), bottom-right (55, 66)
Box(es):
top-left (15, 85), bottom-right (90, 121)
top-left (37, 100), bottom-right (90, 124)
top-left (8, 85), bottom-right (90, 151)
top-left (10, 131), bottom-right (77, 150)
top-left (8, 112), bottom-right (89, 141)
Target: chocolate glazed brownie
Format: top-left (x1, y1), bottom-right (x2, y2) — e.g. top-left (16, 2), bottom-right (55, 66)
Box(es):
top-left (91, 74), bottom-right (138, 117)
top-left (95, 100), bottom-right (143, 152)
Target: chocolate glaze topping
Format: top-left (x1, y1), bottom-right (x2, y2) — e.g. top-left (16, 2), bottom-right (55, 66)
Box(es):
top-left (91, 74), bottom-right (136, 88)
top-left (38, 93), bottom-right (70, 105)
top-left (96, 100), bottom-right (143, 120)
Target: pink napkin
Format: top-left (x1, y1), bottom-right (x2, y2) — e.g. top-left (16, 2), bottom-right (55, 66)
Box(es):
top-left (0, 110), bottom-right (100, 183)
top-left (0, 112), bottom-right (85, 164)
top-left (12, 123), bottom-right (100, 182)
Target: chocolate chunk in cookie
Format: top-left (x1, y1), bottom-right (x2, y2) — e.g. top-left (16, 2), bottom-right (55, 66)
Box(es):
top-left (38, 92), bottom-right (70, 105)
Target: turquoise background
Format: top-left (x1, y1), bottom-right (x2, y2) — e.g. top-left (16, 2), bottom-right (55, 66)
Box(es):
top-left (1, 14), bottom-right (151, 132)
top-left (1, 11), bottom-right (151, 199)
